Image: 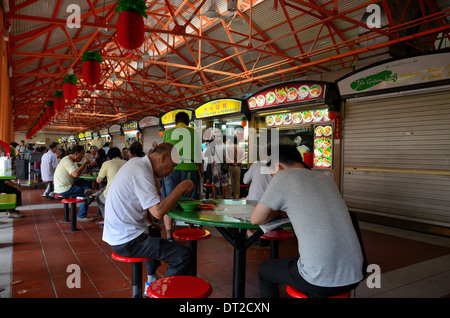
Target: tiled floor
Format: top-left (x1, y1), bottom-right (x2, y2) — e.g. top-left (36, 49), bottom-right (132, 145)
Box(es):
top-left (1, 187), bottom-right (450, 298)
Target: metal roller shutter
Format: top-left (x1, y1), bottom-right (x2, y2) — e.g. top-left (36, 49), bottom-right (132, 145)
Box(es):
top-left (342, 89), bottom-right (450, 227)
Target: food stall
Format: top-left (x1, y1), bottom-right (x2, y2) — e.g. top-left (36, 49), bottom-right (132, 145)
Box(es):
top-left (99, 127), bottom-right (111, 146)
top-left (139, 116), bottom-right (161, 154)
top-left (160, 109), bottom-right (195, 129)
top-left (336, 50), bottom-right (450, 233)
top-left (194, 98), bottom-right (250, 164)
top-left (247, 81), bottom-right (340, 179)
top-left (108, 124), bottom-right (123, 150)
top-left (121, 120), bottom-right (140, 147)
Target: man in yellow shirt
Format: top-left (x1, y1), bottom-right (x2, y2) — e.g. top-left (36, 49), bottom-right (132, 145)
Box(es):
top-left (54, 145), bottom-right (95, 222)
top-left (95, 147), bottom-right (126, 219)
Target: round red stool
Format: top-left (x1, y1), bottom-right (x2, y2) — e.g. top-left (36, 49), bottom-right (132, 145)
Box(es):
top-left (173, 228), bottom-right (211, 276)
top-left (286, 285), bottom-right (352, 298)
top-left (147, 275), bottom-right (212, 298)
top-left (261, 230), bottom-right (294, 259)
top-left (61, 198), bottom-right (84, 231)
top-left (111, 252), bottom-right (152, 298)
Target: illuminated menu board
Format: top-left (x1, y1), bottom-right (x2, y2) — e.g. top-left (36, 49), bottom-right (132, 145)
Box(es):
top-left (248, 83), bottom-right (326, 110)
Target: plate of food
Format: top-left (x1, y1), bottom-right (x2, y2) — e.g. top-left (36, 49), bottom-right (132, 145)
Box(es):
top-left (248, 97), bottom-right (257, 108)
top-left (322, 156), bottom-right (332, 167)
top-left (198, 203), bottom-right (216, 210)
top-left (323, 138), bottom-right (332, 147)
top-left (314, 156), bottom-right (323, 167)
top-left (323, 126), bottom-right (332, 136)
top-left (256, 95), bottom-right (265, 107)
top-left (275, 89), bottom-right (286, 103)
top-left (314, 147), bottom-right (323, 157)
top-left (314, 138), bottom-right (323, 148)
top-left (309, 84), bottom-right (322, 98)
top-left (315, 125), bottom-right (324, 136)
top-left (283, 113), bottom-right (293, 125)
top-left (323, 147), bottom-right (332, 157)
top-left (313, 109), bottom-right (323, 122)
top-left (266, 92), bottom-right (276, 105)
top-left (287, 87), bottom-right (298, 101)
top-left (274, 114), bottom-right (284, 125)
top-left (302, 111), bottom-right (313, 122)
top-left (292, 112), bottom-right (302, 124)
top-left (298, 85), bottom-right (309, 99)
top-left (266, 115), bottom-right (275, 126)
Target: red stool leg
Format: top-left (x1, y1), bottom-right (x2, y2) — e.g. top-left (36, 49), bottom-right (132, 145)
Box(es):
top-left (270, 240), bottom-right (279, 259)
top-left (62, 202), bottom-right (70, 223)
top-left (69, 202), bottom-right (79, 231)
top-left (189, 240), bottom-right (198, 277)
top-left (131, 262), bottom-right (143, 298)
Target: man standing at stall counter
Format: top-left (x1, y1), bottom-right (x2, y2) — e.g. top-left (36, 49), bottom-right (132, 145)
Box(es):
top-left (102, 143), bottom-right (194, 295)
top-left (251, 145), bottom-right (364, 298)
top-left (161, 111), bottom-right (203, 241)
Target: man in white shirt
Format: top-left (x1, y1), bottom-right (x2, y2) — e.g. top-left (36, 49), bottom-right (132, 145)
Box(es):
top-left (41, 142), bottom-right (59, 198)
top-left (103, 142), bottom-right (194, 295)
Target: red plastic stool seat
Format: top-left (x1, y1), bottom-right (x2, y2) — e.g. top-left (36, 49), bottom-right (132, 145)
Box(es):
top-left (111, 252), bottom-right (151, 298)
top-left (147, 276), bottom-right (212, 298)
top-left (173, 228), bottom-right (211, 241)
top-left (60, 198), bottom-right (85, 232)
top-left (286, 285), bottom-right (352, 298)
top-left (261, 230), bottom-right (294, 259)
top-left (173, 229), bottom-right (211, 276)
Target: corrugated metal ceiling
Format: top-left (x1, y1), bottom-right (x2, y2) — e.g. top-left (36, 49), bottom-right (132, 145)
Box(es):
top-left (3, 0), bottom-right (449, 134)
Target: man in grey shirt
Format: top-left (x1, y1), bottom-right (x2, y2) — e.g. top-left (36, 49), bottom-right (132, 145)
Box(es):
top-left (251, 145), bottom-right (364, 298)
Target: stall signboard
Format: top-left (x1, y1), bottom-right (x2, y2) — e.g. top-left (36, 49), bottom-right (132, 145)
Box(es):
top-left (248, 83), bottom-right (326, 110)
top-left (122, 120), bottom-right (138, 132)
top-left (313, 124), bottom-right (333, 170)
top-left (109, 124), bottom-right (122, 135)
top-left (265, 108), bottom-right (333, 127)
top-left (99, 128), bottom-right (110, 137)
top-left (161, 110), bottom-right (193, 125)
top-left (85, 131), bottom-right (92, 140)
top-left (139, 116), bottom-right (160, 128)
top-left (78, 133), bottom-right (85, 141)
top-left (195, 99), bottom-right (242, 118)
top-left (337, 51), bottom-right (450, 98)
top-left (68, 135), bottom-right (75, 141)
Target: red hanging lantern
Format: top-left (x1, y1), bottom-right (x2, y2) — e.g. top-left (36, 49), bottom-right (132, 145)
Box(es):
top-left (158, 129), bottom-right (163, 136)
top-left (45, 101), bottom-right (55, 119)
top-left (82, 50), bottom-right (102, 86)
top-left (63, 74), bottom-right (78, 101)
top-left (241, 116), bottom-right (247, 127)
top-left (53, 90), bottom-right (65, 112)
top-left (327, 106), bottom-right (337, 121)
top-left (115, 0), bottom-right (148, 50)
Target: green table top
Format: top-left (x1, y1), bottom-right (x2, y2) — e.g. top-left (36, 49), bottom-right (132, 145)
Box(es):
top-left (79, 174), bottom-right (97, 180)
top-left (169, 199), bottom-right (262, 229)
top-left (0, 175), bottom-right (15, 180)
top-left (0, 193), bottom-right (16, 209)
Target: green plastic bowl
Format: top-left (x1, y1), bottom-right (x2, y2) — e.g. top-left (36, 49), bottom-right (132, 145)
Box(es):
top-left (92, 173), bottom-right (98, 177)
top-left (178, 200), bottom-right (201, 211)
